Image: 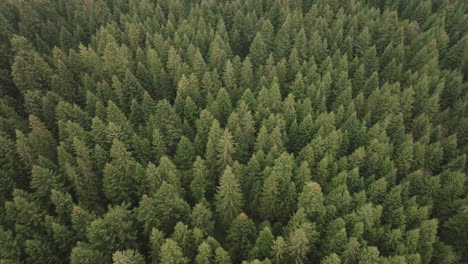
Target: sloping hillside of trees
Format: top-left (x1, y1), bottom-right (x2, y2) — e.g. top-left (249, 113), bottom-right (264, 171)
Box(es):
top-left (0, 0), bottom-right (466, 263)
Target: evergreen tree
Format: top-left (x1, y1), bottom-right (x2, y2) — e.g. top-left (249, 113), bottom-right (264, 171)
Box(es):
top-left (0, 1), bottom-right (466, 263)
top-left (86, 204), bottom-right (137, 255)
top-left (271, 236), bottom-right (288, 264)
top-left (103, 139), bottom-right (138, 204)
top-left (136, 182), bottom-right (190, 233)
top-left (215, 166), bottom-right (244, 225)
top-left (159, 239), bottom-right (188, 264)
top-left (250, 33), bottom-right (268, 68)
top-left (152, 100), bottom-right (183, 153)
top-left (195, 242), bottom-right (212, 264)
top-left (260, 153), bottom-right (297, 222)
top-left (297, 181), bottom-right (325, 221)
top-left (217, 129), bottom-right (236, 172)
top-left (211, 88), bottom-right (233, 126)
top-left (191, 203), bottom-right (214, 236)
top-left (174, 136), bottom-right (195, 171)
top-left (287, 228), bottom-right (310, 264)
top-left (249, 226), bottom-right (274, 261)
top-left (149, 228), bottom-right (165, 264)
top-left (227, 213), bottom-right (257, 262)
top-left (16, 115), bottom-right (57, 168)
top-left (112, 249), bottom-right (145, 264)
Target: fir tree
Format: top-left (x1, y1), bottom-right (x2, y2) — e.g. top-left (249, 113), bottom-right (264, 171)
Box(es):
top-left (215, 166), bottom-right (244, 225)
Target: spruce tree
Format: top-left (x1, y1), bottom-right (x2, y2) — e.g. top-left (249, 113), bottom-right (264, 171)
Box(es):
top-left (215, 166), bottom-right (244, 225)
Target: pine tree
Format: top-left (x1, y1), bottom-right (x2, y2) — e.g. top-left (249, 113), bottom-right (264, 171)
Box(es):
top-left (211, 88), bottom-right (233, 126)
top-left (227, 213), bottom-right (257, 262)
top-left (297, 181), bottom-right (325, 221)
top-left (11, 36), bottom-right (53, 92)
top-left (30, 165), bottom-right (60, 198)
top-left (260, 153), bottom-right (297, 222)
top-left (103, 139), bottom-right (138, 204)
top-left (418, 219), bottom-right (438, 264)
top-left (136, 182), bottom-right (190, 233)
top-left (160, 239), bottom-right (188, 264)
top-left (86, 204), bottom-right (137, 255)
top-left (112, 249), bottom-right (145, 264)
top-left (205, 119), bottom-right (223, 181)
top-left (146, 156), bottom-right (182, 194)
top-left (190, 157), bottom-right (209, 203)
top-left (174, 136), bottom-right (195, 171)
top-left (0, 227), bottom-right (21, 262)
top-left (152, 100), bottom-right (183, 153)
top-left (249, 226), bottom-right (274, 261)
top-left (287, 228), bottom-right (310, 264)
top-left (16, 115), bottom-right (57, 168)
top-left (72, 137), bottom-right (103, 210)
top-left (214, 247), bottom-right (232, 264)
top-left (321, 253), bottom-right (341, 264)
top-left (240, 57), bottom-right (254, 89)
top-left (342, 237), bottom-right (360, 264)
top-left (70, 243), bottom-right (109, 264)
top-left (149, 228), bottom-right (165, 264)
top-left (171, 222), bottom-right (196, 259)
top-left (191, 203), bottom-right (214, 236)
top-left (194, 110), bottom-right (215, 156)
top-left (217, 129), bottom-right (236, 172)
top-left (215, 166), bottom-right (244, 225)
top-left (250, 33), bottom-right (268, 68)
top-left (152, 129), bottom-right (167, 163)
top-left (271, 236), bottom-right (287, 264)
top-left (274, 18), bottom-right (291, 59)
top-left (195, 242), bottom-right (212, 264)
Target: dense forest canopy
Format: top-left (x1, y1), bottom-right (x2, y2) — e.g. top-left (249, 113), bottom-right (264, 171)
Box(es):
top-left (0, 0), bottom-right (467, 263)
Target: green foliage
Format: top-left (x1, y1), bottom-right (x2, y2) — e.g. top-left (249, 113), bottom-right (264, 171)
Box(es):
top-left (86, 204), bottom-right (136, 255)
top-left (260, 153), bottom-right (297, 222)
top-left (0, 0), bottom-right (466, 263)
top-left (159, 239), bottom-right (188, 264)
top-left (102, 139), bottom-right (139, 204)
top-left (227, 213), bottom-right (257, 263)
top-left (112, 249), bottom-right (145, 264)
top-left (249, 227), bottom-right (274, 261)
top-left (215, 166), bottom-right (244, 225)
top-left (136, 182), bottom-right (190, 233)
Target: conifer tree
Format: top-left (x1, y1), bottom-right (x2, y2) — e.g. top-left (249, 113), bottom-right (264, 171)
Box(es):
top-left (86, 204), bottom-right (136, 255)
top-left (174, 136), bottom-right (195, 171)
top-left (260, 153), bottom-right (297, 222)
top-left (250, 33), bottom-right (268, 68)
top-left (321, 253), bottom-right (341, 264)
top-left (217, 129), bottom-right (236, 172)
top-left (205, 120), bottom-right (223, 180)
top-left (297, 182), bottom-right (325, 221)
top-left (136, 182), bottom-right (190, 233)
top-left (149, 228), bottom-right (165, 264)
top-left (271, 236), bottom-right (288, 264)
top-left (16, 115), bottom-right (57, 168)
top-left (0, 1), bottom-right (466, 263)
top-left (274, 18), bottom-right (291, 59)
top-left (160, 239), bottom-right (188, 264)
top-left (103, 139), bottom-right (138, 204)
top-left (191, 203), bottom-right (214, 236)
top-left (215, 166), bottom-right (244, 225)
top-left (112, 249), bottom-right (145, 264)
top-left (249, 226), bottom-right (274, 261)
top-left (227, 213), bottom-right (257, 262)
top-left (152, 100), bottom-right (183, 153)
top-left (287, 228), bottom-right (310, 264)
top-left (195, 242), bottom-right (212, 264)
top-left (211, 88), bottom-right (233, 126)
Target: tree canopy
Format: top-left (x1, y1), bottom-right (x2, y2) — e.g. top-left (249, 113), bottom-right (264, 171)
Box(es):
top-left (0, 0), bottom-right (466, 263)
